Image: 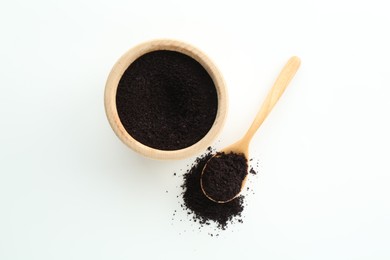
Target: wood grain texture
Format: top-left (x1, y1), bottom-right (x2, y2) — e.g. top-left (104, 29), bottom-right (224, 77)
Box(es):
top-left (104, 39), bottom-right (228, 160)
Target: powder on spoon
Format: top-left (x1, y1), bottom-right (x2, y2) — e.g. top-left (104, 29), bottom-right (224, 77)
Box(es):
top-left (116, 50), bottom-right (218, 150)
top-left (181, 149), bottom-right (245, 229)
top-left (201, 152), bottom-right (248, 202)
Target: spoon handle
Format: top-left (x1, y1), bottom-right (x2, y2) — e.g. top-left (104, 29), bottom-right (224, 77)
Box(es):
top-left (242, 56), bottom-right (301, 145)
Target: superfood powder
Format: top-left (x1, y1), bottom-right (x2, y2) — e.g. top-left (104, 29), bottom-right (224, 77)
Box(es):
top-left (181, 149), bottom-right (245, 229)
top-left (116, 50), bottom-right (218, 150)
top-left (201, 152), bottom-right (248, 202)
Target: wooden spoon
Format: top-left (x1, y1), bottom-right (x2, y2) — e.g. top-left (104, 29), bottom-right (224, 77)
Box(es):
top-left (200, 56), bottom-right (301, 203)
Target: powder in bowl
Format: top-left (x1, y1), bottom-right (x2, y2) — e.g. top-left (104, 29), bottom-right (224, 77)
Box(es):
top-left (116, 50), bottom-right (218, 151)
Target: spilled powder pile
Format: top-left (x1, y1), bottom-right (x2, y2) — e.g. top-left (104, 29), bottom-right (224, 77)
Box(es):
top-left (180, 148), bottom-right (257, 230)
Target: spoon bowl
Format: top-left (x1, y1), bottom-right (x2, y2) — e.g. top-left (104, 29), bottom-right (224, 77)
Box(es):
top-left (200, 56), bottom-right (301, 203)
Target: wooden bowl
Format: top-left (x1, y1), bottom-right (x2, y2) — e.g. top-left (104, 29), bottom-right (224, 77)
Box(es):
top-left (104, 39), bottom-right (227, 160)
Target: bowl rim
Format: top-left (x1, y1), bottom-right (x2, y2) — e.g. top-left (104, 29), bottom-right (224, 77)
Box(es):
top-left (104, 39), bottom-right (227, 160)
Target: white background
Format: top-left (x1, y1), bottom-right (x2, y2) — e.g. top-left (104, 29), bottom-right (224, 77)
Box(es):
top-left (1, 0), bottom-right (390, 259)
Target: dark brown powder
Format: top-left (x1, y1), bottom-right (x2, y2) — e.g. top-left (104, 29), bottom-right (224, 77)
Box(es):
top-left (181, 149), bottom-right (245, 229)
top-left (116, 50), bottom-right (218, 150)
top-left (201, 152), bottom-right (248, 202)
